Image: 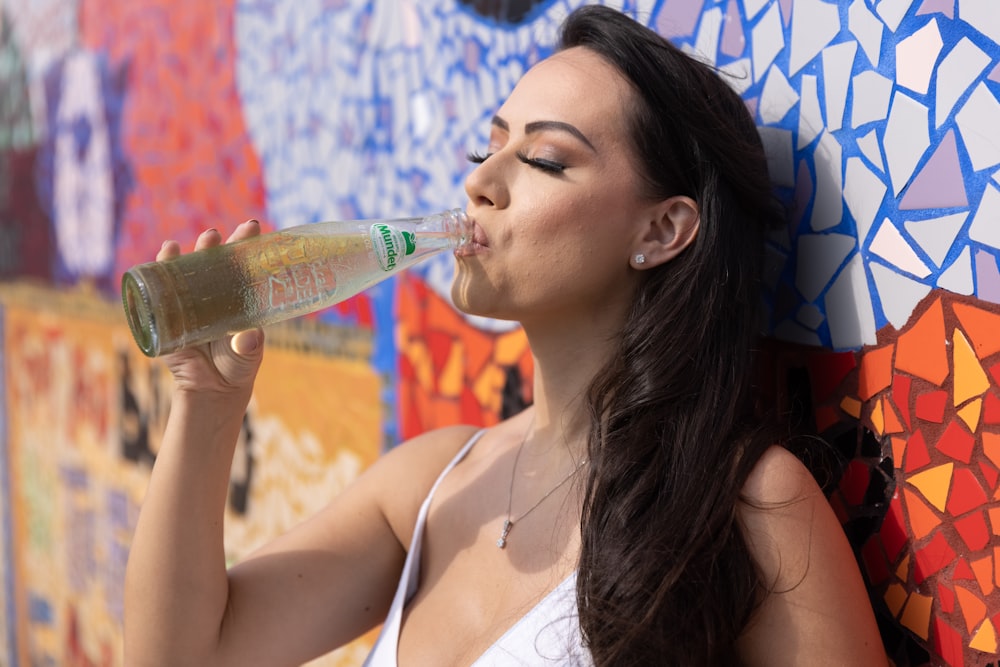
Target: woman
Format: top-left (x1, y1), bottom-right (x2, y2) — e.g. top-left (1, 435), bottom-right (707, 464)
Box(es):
top-left (124, 6), bottom-right (885, 666)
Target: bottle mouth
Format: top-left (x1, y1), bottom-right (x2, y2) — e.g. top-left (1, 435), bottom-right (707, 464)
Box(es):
top-left (122, 271), bottom-right (159, 357)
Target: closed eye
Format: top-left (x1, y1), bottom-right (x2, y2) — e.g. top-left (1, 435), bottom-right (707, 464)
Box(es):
top-left (466, 151), bottom-right (492, 164)
top-left (515, 151), bottom-right (565, 174)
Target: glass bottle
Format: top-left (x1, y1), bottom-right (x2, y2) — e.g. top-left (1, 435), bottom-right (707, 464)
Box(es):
top-left (122, 208), bottom-right (470, 357)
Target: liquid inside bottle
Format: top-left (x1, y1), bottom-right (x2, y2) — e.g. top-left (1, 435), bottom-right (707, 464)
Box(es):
top-left (122, 210), bottom-right (468, 357)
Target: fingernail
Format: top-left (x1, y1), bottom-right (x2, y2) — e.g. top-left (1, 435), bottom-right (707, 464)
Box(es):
top-left (232, 330), bottom-right (261, 355)
top-left (247, 219), bottom-right (260, 226)
top-left (206, 228), bottom-right (218, 234)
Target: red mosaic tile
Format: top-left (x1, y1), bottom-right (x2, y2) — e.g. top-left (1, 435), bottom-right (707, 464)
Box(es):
top-left (954, 558), bottom-right (977, 582)
top-left (932, 616), bottom-right (966, 667)
top-left (915, 389), bottom-right (948, 423)
top-left (892, 373), bottom-right (914, 429)
top-left (882, 492), bottom-right (910, 562)
top-left (946, 467), bottom-right (988, 517)
top-left (978, 459), bottom-right (999, 491)
top-left (954, 510), bottom-right (991, 552)
top-left (983, 391), bottom-right (1000, 425)
top-left (936, 421), bottom-right (976, 465)
top-left (905, 429), bottom-right (932, 473)
top-left (425, 329), bottom-right (453, 378)
top-left (938, 582), bottom-right (956, 614)
top-left (914, 531), bottom-right (957, 585)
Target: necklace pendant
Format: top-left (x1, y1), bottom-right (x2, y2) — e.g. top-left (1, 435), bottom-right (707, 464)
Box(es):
top-left (497, 519), bottom-right (513, 549)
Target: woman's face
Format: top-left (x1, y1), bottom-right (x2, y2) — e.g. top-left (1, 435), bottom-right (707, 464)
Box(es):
top-left (453, 46), bottom-right (658, 332)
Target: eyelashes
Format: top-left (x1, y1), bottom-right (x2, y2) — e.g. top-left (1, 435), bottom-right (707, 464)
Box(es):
top-left (466, 150), bottom-right (566, 174)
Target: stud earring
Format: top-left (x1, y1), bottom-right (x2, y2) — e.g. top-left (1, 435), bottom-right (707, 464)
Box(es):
top-left (634, 253), bottom-right (646, 265)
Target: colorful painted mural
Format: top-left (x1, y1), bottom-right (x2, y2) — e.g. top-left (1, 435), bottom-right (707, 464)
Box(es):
top-left (1, 0), bottom-right (999, 665)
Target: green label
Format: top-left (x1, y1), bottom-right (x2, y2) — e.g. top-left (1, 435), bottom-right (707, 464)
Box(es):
top-left (370, 223), bottom-right (415, 271)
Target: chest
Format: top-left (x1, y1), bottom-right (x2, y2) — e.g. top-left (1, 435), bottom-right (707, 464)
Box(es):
top-left (395, 460), bottom-right (584, 666)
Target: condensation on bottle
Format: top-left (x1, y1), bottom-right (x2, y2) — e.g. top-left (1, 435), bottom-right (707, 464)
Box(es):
top-left (122, 209), bottom-right (471, 357)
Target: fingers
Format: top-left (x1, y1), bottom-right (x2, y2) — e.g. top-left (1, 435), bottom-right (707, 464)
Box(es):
top-left (156, 240), bottom-right (181, 262)
top-left (156, 219), bottom-right (262, 261)
top-left (226, 219), bottom-right (261, 244)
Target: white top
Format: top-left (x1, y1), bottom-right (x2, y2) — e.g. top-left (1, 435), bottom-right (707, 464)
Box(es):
top-left (362, 430), bottom-right (593, 666)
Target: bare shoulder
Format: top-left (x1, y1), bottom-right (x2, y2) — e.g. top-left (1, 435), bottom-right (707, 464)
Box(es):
top-left (740, 444), bottom-right (817, 505)
top-left (365, 424), bottom-right (482, 546)
top-left (736, 445), bottom-right (887, 666)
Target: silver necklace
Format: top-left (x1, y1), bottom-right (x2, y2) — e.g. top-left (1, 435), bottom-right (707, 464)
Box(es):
top-left (497, 420), bottom-right (587, 549)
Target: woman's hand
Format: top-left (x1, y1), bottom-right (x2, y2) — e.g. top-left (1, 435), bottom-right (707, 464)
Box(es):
top-left (156, 220), bottom-right (265, 397)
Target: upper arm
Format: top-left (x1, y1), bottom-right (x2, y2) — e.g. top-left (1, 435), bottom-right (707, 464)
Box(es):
top-left (736, 446), bottom-right (886, 667)
top-left (215, 424), bottom-right (478, 667)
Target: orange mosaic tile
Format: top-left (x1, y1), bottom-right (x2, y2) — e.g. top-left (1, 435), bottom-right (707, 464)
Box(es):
top-left (895, 296), bottom-right (949, 385)
top-left (968, 619), bottom-right (997, 654)
top-left (859, 344), bottom-right (895, 401)
top-left (969, 555), bottom-right (994, 596)
top-left (901, 591), bottom-right (934, 640)
top-left (884, 399), bottom-right (906, 434)
top-left (953, 329), bottom-right (991, 407)
top-left (903, 487), bottom-right (942, 540)
top-left (955, 585), bottom-right (987, 634)
top-left (908, 462), bottom-right (953, 512)
top-left (953, 302), bottom-right (1000, 360)
top-left (983, 432), bottom-right (1000, 469)
top-left (957, 398), bottom-right (982, 432)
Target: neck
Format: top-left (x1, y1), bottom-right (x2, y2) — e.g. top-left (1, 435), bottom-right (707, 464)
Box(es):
top-left (519, 321), bottom-right (618, 461)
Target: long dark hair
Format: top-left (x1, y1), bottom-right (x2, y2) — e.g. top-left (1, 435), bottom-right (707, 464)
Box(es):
top-left (561, 6), bottom-right (785, 665)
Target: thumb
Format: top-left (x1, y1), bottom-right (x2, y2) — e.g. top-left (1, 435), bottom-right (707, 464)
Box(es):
top-left (231, 329), bottom-right (263, 357)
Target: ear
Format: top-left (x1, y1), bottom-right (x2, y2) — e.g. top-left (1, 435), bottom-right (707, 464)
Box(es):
top-left (630, 195), bottom-right (700, 269)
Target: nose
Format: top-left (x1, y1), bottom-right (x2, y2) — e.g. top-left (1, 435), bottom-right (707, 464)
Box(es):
top-left (464, 155), bottom-right (510, 210)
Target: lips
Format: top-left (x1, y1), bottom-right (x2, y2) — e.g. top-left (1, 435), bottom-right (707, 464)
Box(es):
top-left (455, 217), bottom-right (489, 256)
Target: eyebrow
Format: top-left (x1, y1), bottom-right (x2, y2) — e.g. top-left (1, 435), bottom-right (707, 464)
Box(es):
top-left (492, 115), bottom-right (596, 152)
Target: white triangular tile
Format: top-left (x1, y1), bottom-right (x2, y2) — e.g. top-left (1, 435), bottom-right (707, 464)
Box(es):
top-left (904, 212), bottom-right (968, 267)
top-left (869, 218), bottom-right (933, 278)
top-left (968, 183), bottom-right (1000, 250)
top-left (937, 245), bottom-right (974, 295)
top-left (935, 37), bottom-right (992, 128)
top-left (883, 92), bottom-right (930, 196)
top-left (857, 129), bottom-right (885, 171)
top-left (871, 262), bottom-right (932, 330)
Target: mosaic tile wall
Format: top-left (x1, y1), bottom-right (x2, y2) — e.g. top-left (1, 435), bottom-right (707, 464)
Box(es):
top-left (1, 0), bottom-right (999, 665)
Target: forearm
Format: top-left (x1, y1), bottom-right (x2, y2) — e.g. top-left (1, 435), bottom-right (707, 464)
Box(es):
top-left (124, 389), bottom-right (250, 665)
